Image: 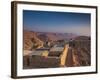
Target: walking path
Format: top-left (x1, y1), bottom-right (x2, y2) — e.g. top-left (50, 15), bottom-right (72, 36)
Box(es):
top-left (65, 47), bottom-right (74, 67)
top-left (60, 44), bottom-right (69, 66)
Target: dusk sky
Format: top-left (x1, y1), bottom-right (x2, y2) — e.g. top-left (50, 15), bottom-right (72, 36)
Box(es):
top-left (23, 10), bottom-right (91, 36)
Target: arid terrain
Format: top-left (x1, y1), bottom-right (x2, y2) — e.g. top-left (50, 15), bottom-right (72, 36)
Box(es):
top-left (23, 30), bottom-right (76, 50)
top-left (70, 36), bottom-right (91, 66)
top-left (23, 30), bottom-right (91, 69)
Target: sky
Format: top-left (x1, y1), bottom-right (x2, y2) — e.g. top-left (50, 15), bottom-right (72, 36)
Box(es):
top-left (23, 10), bottom-right (91, 36)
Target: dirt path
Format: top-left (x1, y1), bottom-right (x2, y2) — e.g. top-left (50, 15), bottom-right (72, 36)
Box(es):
top-left (60, 44), bottom-right (69, 66)
top-left (65, 47), bottom-right (74, 67)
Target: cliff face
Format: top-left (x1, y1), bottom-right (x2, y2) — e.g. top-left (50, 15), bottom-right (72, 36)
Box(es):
top-left (71, 36), bottom-right (91, 66)
top-left (23, 30), bottom-right (43, 50)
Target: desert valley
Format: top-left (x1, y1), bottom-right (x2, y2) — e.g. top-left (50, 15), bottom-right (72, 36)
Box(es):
top-left (23, 30), bottom-right (91, 69)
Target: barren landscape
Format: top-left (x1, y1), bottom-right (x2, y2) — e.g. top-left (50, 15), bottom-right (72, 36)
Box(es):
top-left (23, 10), bottom-right (91, 69)
top-left (23, 30), bottom-right (91, 69)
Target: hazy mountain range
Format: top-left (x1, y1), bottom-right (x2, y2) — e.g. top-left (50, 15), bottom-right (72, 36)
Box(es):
top-left (23, 30), bottom-right (90, 50)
